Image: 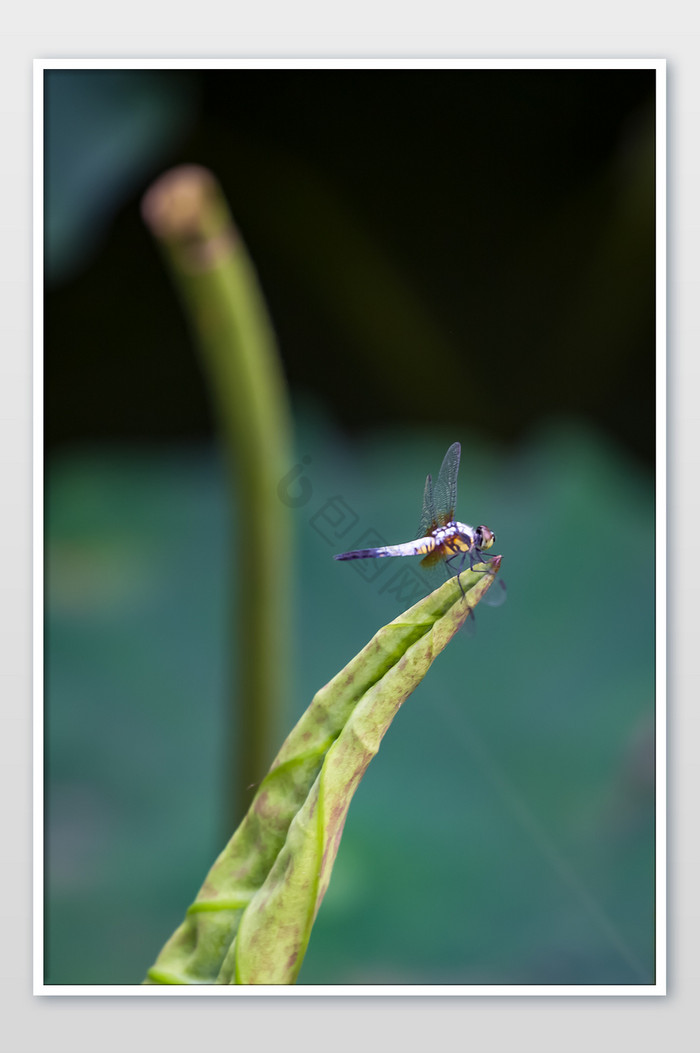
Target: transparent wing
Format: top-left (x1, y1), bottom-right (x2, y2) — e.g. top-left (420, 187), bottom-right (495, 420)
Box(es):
top-left (482, 574), bottom-right (507, 607)
top-left (418, 556), bottom-right (478, 637)
top-left (417, 472), bottom-right (438, 537)
top-left (433, 442), bottom-right (461, 526)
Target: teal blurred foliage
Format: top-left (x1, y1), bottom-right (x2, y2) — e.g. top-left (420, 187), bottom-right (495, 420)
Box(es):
top-left (45, 70), bottom-right (196, 282)
top-left (45, 419), bottom-right (655, 984)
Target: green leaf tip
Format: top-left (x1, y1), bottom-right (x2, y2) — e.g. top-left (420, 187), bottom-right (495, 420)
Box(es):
top-left (144, 557), bottom-right (503, 985)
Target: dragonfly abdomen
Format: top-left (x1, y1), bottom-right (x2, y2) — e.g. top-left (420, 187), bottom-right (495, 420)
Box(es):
top-left (334, 537), bottom-right (436, 561)
top-left (333, 547), bottom-right (393, 561)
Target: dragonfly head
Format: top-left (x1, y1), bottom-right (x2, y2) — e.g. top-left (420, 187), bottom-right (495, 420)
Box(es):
top-left (475, 525), bottom-right (495, 551)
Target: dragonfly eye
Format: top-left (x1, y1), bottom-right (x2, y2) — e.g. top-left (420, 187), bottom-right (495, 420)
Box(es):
top-left (477, 526), bottom-right (495, 549)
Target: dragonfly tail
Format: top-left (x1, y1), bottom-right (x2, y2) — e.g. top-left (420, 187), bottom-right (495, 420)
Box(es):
top-left (334, 547), bottom-right (394, 561)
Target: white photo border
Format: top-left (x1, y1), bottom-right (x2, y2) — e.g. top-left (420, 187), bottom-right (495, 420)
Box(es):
top-left (34, 56), bottom-right (666, 997)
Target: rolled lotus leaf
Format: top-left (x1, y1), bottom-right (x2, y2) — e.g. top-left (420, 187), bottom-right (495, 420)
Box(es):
top-left (144, 557), bottom-right (503, 985)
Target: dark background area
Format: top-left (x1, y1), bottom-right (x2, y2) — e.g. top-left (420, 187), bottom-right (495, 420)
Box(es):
top-left (46, 69), bottom-right (655, 464)
top-left (44, 67), bottom-right (657, 987)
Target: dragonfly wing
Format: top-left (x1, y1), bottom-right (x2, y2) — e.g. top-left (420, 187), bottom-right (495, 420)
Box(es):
top-left (482, 575), bottom-right (507, 607)
top-left (417, 472), bottom-right (438, 537)
top-left (434, 442), bottom-right (461, 527)
top-left (414, 556), bottom-right (450, 596)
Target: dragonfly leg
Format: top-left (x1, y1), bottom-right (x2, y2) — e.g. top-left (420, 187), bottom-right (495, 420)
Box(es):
top-left (469, 547), bottom-right (498, 574)
top-left (472, 549), bottom-right (506, 607)
top-left (443, 551), bottom-right (479, 627)
top-left (445, 550), bottom-right (469, 599)
top-left (468, 547), bottom-right (483, 572)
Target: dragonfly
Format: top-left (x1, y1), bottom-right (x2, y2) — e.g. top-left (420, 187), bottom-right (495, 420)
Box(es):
top-left (334, 441), bottom-right (504, 605)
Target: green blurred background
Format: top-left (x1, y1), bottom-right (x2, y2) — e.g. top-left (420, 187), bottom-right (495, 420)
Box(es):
top-left (44, 67), bottom-right (656, 985)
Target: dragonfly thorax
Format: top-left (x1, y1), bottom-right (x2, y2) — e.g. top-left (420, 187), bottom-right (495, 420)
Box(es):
top-left (434, 521), bottom-right (478, 545)
top-left (431, 521), bottom-right (495, 553)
